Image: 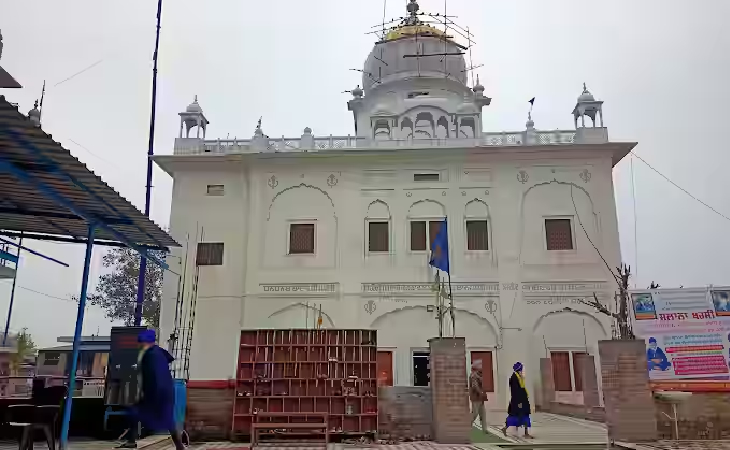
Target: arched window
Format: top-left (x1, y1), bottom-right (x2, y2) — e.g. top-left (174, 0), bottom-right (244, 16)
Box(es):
top-left (373, 119), bottom-right (391, 140)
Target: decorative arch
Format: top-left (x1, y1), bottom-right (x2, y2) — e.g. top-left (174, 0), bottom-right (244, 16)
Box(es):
top-left (407, 199), bottom-right (446, 217)
top-left (267, 183), bottom-right (336, 221)
top-left (459, 117), bottom-right (476, 138)
top-left (414, 112), bottom-right (435, 139)
top-left (400, 117), bottom-right (414, 139)
top-left (366, 199), bottom-right (391, 219)
top-left (532, 309), bottom-right (608, 337)
top-left (464, 198), bottom-right (490, 217)
top-left (373, 119), bottom-right (391, 140)
top-left (517, 180), bottom-right (598, 262)
top-left (369, 305), bottom-right (499, 342)
top-left (268, 303), bottom-right (335, 328)
top-left (436, 116), bottom-right (450, 139)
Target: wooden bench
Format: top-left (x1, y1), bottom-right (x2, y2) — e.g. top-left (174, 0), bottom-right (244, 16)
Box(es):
top-left (251, 412), bottom-right (328, 446)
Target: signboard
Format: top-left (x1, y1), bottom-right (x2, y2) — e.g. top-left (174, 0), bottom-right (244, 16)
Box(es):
top-left (631, 287), bottom-right (730, 380)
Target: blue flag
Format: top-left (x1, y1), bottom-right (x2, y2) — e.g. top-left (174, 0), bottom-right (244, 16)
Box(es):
top-left (429, 220), bottom-right (449, 274)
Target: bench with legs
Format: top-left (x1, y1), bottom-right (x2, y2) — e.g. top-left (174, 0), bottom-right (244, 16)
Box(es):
top-left (251, 412), bottom-right (328, 446)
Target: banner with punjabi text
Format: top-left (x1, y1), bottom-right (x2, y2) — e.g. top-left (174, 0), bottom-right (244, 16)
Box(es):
top-left (631, 287), bottom-right (730, 380)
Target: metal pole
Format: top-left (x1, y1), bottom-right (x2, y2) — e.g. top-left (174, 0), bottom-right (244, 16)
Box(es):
top-left (59, 225), bottom-right (96, 450)
top-left (135, 0), bottom-right (163, 325)
top-left (2, 233), bottom-right (22, 346)
top-left (447, 271), bottom-right (455, 337)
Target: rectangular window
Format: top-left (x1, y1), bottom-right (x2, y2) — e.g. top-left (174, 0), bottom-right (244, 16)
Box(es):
top-left (196, 242), bottom-right (224, 266)
top-left (470, 351), bottom-right (495, 392)
top-left (412, 351), bottom-right (430, 387)
top-left (413, 173), bottom-right (440, 182)
top-left (410, 221), bottom-right (427, 251)
top-left (551, 351), bottom-right (573, 392)
top-left (206, 184), bottom-right (225, 196)
top-left (368, 222), bottom-right (389, 252)
top-left (289, 223), bottom-right (315, 254)
top-left (545, 218), bottom-right (574, 250)
top-left (466, 220), bottom-right (489, 250)
top-left (410, 220), bottom-right (444, 251)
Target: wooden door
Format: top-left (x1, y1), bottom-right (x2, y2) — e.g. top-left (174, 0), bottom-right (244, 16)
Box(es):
top-left (377, 351), bottom-right (393, 386)
top-left (470, 351), bottom-right (494, 392)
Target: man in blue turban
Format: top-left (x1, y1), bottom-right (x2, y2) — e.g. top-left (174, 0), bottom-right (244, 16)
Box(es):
top-left (647, 337), bottom-right (671, 371)
top-left (117, 329), bottom-right (184, 450)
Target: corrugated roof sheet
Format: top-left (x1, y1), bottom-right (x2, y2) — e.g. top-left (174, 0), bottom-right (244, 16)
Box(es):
top-left (0, 96), bottom-right (178, 248)
top-left (0, 66), bottom-right (22, 89)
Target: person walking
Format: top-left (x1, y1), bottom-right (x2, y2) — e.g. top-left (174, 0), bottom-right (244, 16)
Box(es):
top-left (469, 359), bottom-right (488, 430)
top-left (501, 362), bottom-right (533, 439)
top-left (117, 329), bottom-right (185, 450)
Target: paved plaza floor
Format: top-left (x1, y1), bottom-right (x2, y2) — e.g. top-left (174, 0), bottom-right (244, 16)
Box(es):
top-left (479, 410), bottom-right (608, 446)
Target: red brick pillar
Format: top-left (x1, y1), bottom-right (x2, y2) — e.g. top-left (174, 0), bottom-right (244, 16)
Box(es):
top-left (428, 337), bottom-right (471, 444)
top-left (581, 355), bottom-right (600, 409)
top-left (598, 340), bottom-right (658, 442)
top-left (539, 358), bottom-right (555, 410)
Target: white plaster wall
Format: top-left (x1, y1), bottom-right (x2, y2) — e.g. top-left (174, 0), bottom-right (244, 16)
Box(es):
top-left (159, 161), bottom-right (246, 379)
top-left (159, 146), bottom-right (623, 405)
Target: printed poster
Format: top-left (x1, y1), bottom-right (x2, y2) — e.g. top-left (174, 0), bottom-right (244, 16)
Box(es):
top-left (631, 287), bottom-right (730, 380)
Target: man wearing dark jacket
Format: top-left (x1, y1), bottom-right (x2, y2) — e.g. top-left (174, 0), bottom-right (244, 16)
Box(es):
top-left (118, 329), bottom-right (185, 450)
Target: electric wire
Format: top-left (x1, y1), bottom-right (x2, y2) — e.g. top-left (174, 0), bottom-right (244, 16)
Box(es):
top-left (630, 151), bottom-right (730, 224)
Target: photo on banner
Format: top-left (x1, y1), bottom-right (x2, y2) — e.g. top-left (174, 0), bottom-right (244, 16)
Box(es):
top-left (631, 287), bottom-right (730, 381)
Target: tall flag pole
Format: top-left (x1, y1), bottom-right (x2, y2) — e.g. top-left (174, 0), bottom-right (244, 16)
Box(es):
top-left (38, 81), bottom-right (46, 121)
top-left (135, 0), bottom-right (163, 325)
top-left (429, 219), bottom-right (454, 336)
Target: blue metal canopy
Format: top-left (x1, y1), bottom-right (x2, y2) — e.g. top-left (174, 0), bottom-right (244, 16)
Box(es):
top-left (0, 95), bottom-right (178, 252)
top-left (0, 95), bottom-right (179, 450)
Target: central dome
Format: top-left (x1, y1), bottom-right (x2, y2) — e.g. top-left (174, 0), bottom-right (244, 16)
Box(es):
top-left (361, 1), bottom-right (468, 94)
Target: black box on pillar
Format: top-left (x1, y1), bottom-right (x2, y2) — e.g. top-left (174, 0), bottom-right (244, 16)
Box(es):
top-left (105, 326), bottom-right (147, 406)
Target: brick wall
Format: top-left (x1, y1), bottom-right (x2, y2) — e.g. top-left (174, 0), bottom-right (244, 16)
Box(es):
top-left (598, 340), bottom-right (658, 442)
top-left (186, 382), bottom-right (234, 441)
top-left (428, 337), bottom-right (471, 444)
top-left (580, 355), bottom-right (600, 408)
top-left (539, 358), bottom-right (555, 409)
top-left (378, 386), bottom-right (433, 440)
top-left (655, 392), bottom-right (730, 440)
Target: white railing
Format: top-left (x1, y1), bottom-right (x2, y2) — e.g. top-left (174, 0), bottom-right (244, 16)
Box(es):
top-left (173, 130), bottom-right (578, 156)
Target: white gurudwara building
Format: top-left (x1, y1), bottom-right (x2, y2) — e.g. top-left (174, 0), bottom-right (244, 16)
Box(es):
top-left (155, 0), bottom-right (634, 408)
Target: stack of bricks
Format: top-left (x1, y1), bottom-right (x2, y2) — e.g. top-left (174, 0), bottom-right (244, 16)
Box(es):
top-left (378, 386), bottom-right (433, 440)
top-left (598, 340), bottom-right (658, 442)
top-left (428, 337), bottom-right (471, 444)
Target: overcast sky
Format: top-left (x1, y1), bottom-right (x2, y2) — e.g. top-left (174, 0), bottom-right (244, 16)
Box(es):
top-left (1, 0), bottom-right (729, 347)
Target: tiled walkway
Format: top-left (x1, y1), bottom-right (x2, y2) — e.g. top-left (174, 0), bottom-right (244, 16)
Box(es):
top-left (479, 410), bottom-right (608, 445)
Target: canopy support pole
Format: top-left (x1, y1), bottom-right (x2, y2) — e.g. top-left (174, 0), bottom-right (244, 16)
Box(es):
top-left (2, 232), bottom-right (23, 346)
top-left (59, 224), bottom-right (96, 450)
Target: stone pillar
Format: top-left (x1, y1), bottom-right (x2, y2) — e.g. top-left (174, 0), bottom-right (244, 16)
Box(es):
top-left (581, 355), bottom-right (600, 409)
top-left (539, 358), bottom-right (555, 410)
top-left (599, 340), bottom-right (658, 442)
top-left (428, 337), bottom-right (471, 444)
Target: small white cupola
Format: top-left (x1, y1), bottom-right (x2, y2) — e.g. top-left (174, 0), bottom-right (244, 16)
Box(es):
top-left (28, 100), bottom-right (41, 127)
top-left (178, 95), bottom-right (209, 139)
top-left (572, 83), bottom-right (604, 129)
top-left (525, 111), bottom-right (535, 131)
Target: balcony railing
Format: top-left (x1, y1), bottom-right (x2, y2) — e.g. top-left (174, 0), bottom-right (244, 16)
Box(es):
top-left (0, 375), bottom-right (106, 399)
top-left (173, 130), bottom-right (578, 156)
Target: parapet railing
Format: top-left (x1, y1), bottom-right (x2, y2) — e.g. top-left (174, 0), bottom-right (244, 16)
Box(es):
top-left (173, 130), bottom-right (578, 155)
